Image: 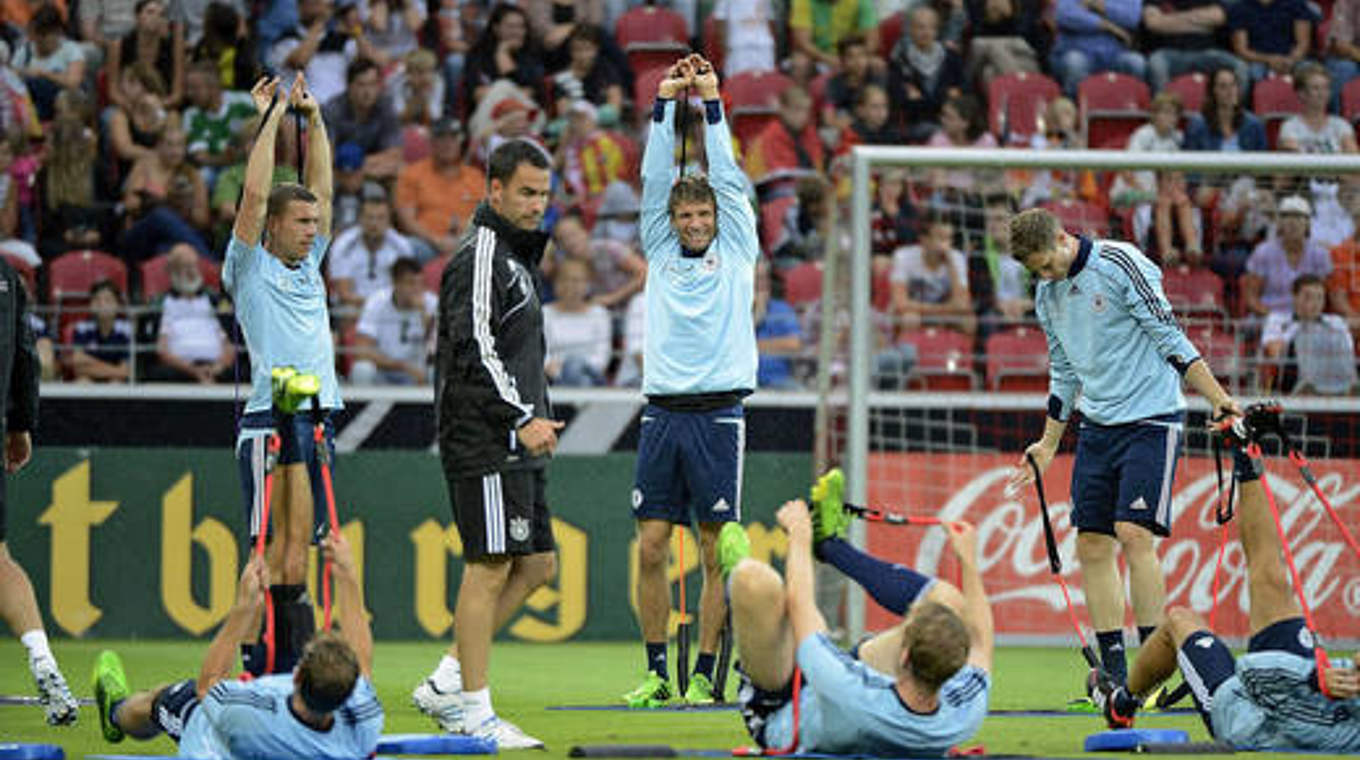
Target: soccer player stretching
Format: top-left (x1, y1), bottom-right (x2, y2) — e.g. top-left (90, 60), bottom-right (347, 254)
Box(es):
top-left (626, 54), bottom-right (760, 707)
top-left (1007, 208), bottom-right (1241, 695)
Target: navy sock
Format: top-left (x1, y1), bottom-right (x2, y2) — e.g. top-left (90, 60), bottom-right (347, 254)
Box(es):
top-left (109, 698), bottom-right (125, 729)
top-left (1137, 625), bottom-right (1156, 644)
top-left (1232, 448), bottom-right (1261, 482)
top-left (1097, 630), bottom-right (1128, 684)
top-left (645, 642), bottom-right (668, 679)
top-left (693, 653), bottom-right (715, 680)
top-left (816, 537), bottom-right (931, 615)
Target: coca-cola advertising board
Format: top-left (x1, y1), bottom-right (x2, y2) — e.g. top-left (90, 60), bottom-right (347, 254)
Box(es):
top-left (864, 453), bottom-right (1360, 644)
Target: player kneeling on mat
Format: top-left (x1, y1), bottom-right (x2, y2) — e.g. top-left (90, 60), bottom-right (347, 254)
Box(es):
top-left (1091, 409), bottom-right (1359, 752)
top-left (91, 532), bottom-right (382, 758)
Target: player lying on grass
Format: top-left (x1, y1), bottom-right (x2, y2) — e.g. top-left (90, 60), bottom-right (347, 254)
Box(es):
top-left (91, 532), bottom-right (382, 759)
top-left (716, 475), bottom-right (992, 756)
top-left (1091, 420), bottom-right (1359, 752)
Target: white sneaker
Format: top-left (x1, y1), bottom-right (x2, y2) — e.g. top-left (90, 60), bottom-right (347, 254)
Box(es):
top-left (412, 678), bottom-right (464, 733)
top-left (32, 657), bottom-right (78, 726)
top-left (469, 715), bottom-right (545, 750)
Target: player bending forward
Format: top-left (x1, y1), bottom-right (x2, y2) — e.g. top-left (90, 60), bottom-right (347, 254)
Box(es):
top-left (1093, 410), bottom-right (1359, 752)
top-left (92, 532), bottom-right (382, 759)
top-left (716, 472), bottom-right (992, 756)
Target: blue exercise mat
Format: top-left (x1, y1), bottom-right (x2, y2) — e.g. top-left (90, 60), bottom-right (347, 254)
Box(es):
top-left (1084, 729), bottom-right (1190, 751)
top-left (0, 745), bottom-right (63, 760)
top-left (376, 733), bottom-right (497, 754)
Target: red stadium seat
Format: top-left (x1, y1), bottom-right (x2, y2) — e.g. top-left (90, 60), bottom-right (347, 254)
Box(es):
top-left (615, 5), bottom-right (690, 76)
top-left (1040, 199), bottom-right (1109, 237)
top-left (987, 71), bottom-right (1061, 144)
top-left (1184, 323), bottom-right (1245, 384)
top-left (1161, 265), bottom-right (1225, 318)
top-left (780, 261), bottom-right (823, 305)
top-left (984, 326), bottom-right (1049, 391)
top-left (760, 195), bottom-right (797, 255)
top-left (727, 69), bottom-right (792, 148)
top-left (877, 11), bottom-right (905, 56)
top-left (48, 250), bottom-right (128, 303)
top-left (402, 124), bottom-right (432, 164)
top-left (632, 65), bottom-right (672, 126)
top-left (1342, 76), bottom-right (1360, 124)
top-left (423, 255), bottom-right (450, 294)
top-left (899, 327), bottom-right (977, 390)
top-left (1078, 72), bottom-right (1150, 149)
top-left (1252, 76), bottom-right (1303, 149)
top-left (138, 252), bottom-right (222, 301)
top-left (1165, 72), bottom-right (1207, 114)
top-left (702, 15), bottom-right (724, 75)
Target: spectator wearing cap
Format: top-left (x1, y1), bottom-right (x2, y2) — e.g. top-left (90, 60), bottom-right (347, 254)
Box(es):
top-left (394, 117), bottom-right (485, 261)
top-left (332, 141), bottom-right (369, 232)
top-left (329, 187), bottom-right (414, 309)
top-left (1227, 0), bottom-right (1312, 87)
top-left (475, 96), bottom-right (542, 163)
top-left (323, 57), bottom-right (403, 179)
top-left (269, 0), bottom-right (360, 105)
top-left (392, 48), bottom-right (446, 126)
top-left (556, 99), bottom-right (630, 207)
top-left (1261, 274), bottom-right (1358, 394)
top-left (1048, 0), bottom-right (1146, 98)
top-left (1243, 195), bottom-right (1334, 317)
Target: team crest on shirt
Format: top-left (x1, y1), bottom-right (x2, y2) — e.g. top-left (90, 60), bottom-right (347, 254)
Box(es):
top-left (1091, 291), bottom-right (1107, 314)
top-left (509, 517), bottom-right (530, 542)
top-left (702, 253), bottom-right (719, 273)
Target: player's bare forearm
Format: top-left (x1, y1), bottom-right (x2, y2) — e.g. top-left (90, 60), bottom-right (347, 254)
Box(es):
top-left (235, 86), bottom-right (288, 244)
top-left (336, 570), bottom-right (373, 676)
top-left (1038, 412), bottom-right (1067, 448)
top-left (957, 553), bottom-right (994, 670)
top-left (197, 598), bottom-right (261, 697)
top-left (779, 502), bottom-right (827, 642)
top-left (305, 110), bottom-right (333, 235)
top-left (1184, 358), bottom-right (1238, 418)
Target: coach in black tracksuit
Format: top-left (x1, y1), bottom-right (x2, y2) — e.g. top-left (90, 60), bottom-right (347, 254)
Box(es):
top-left (421, 139), bottom-right (558, 747)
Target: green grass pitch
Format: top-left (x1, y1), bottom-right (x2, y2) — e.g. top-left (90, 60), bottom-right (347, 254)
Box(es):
top-left (0, 640), bottom-right (1352, 759)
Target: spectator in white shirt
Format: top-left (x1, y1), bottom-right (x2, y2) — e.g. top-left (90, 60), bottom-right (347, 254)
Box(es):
top-left (149, 244), bottom-right (236, 383)
top-left (889, 214), bottom-right (976, 336)
top-left (1261, 274), bottom-right (1359, 394)
top-left (544, 257), bottom-right (611, 386)
top-left (350, 257), bottom-right (437, 385)
top-left (328, 191), bottom-right (413, 309)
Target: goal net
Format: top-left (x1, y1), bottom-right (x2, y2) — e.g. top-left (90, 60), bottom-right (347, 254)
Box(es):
top-left (815, 146), bottom-right (1360, 647)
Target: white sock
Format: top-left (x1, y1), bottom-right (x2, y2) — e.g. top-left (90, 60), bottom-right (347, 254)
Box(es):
top-left (462, 687), bottom-right (493, 727)
top-left (430, 655), bottom-right (462, 693)
top-left (21, 630), bottom-right (52, 665)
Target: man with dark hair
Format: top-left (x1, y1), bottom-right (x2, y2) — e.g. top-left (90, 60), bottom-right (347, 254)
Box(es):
top-left (322, 57), bottom-right (403, 180)
top-left (1007, 207), bottom-right (1240, 701)
top-left (224, 74), bottom-right (338, 678)
top-left (413, 137), bottom-right (557, 749)
top-left (714, 470), bottom-right (992, 755)
top-left (625, 54), bottom-right (760, 708)
top-left (0, 249), bottom-right (76, 726)
top-left (351, 256), bottom-right (436, 385)
top-left (92, 532), bottom-right (383, 758)
top-left (1093, 413), bottom-right (1359, 750)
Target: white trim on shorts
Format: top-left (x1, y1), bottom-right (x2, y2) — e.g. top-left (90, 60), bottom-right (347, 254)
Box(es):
top-left (237, 429), bottom-right (271, 538)
top-left (483, 472), bottom-right (505, 553)
top-left (1156, 424), bottom-right (1177, 528)
top-left (1177, 638), bottom-right (1217, 712)
top-left (716, 416), bottom-right (746, 521)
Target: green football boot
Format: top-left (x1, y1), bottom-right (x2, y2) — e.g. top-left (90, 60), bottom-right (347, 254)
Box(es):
top-left (810, 468), bottom-right (851, 544)
top-left (93, 650), bottom-right (130, 743)
top-left (623, 671), bottom-right (672, 708)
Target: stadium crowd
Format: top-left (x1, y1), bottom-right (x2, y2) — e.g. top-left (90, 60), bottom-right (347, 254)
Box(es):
top-left (0, 0), bottom-right (1358, 395)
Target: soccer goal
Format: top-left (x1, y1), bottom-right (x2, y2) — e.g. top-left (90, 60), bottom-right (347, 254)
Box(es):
top-left (816, 145), bottom-right (1360, 646)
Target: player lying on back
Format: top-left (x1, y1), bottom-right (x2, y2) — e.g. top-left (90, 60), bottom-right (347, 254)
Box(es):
top-left (91, 532), bottom-right (382, 759)
top-left (713, 471), bottom-right (992, 756)
top-left (1091, 407), bottom-right (1359, 752)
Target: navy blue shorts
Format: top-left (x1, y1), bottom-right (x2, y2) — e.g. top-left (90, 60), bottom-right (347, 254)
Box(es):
top-left (236, 410), bottom-right (335, 540)
top-left (633, 404), bottom-right (744, 525)
top-left (1071, 414), bottom-right (1184, 536)
top-left (1176, 617), bottom-right (1312, 735)
top-left (151, 678), bottom-right (199, 742)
